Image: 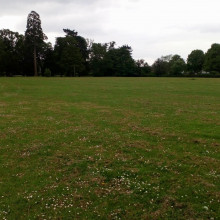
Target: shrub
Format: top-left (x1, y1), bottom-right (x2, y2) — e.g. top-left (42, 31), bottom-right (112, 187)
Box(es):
top-left (43, 68), bottom-right (52, 77)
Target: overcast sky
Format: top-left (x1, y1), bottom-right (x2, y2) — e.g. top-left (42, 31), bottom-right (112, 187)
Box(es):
top-left (0, 0), bottom-right (220, 64)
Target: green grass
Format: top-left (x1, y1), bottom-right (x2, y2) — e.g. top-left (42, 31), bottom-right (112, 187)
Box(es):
top-left (0, 77), bottom-right (219, 219)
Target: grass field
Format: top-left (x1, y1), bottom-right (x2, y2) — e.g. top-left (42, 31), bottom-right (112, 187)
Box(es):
top-left (0, 77), bottom-right (219, 219)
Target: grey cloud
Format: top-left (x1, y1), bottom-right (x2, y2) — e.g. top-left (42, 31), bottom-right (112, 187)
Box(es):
top-left (1, 0), bottom-right (220, 64)
top-left (193, 24), bottom-right (220, 34)
top-left (0, 0), bottom-right (103, 15)
top-left (172, 23), bottom-right (220, 34)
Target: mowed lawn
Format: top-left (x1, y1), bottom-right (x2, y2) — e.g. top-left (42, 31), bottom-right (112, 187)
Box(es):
top-left (0, 77), bottom-right (219, 219)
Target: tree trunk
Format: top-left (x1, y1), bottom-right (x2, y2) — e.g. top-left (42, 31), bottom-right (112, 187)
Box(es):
top-left (34, 46), bottom-right (38, 76)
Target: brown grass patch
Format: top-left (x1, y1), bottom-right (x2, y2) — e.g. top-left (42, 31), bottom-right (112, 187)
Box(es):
top-left (0, 102), bottom-right (7, 107)
top-left (125, 140), bottom-right (151, 151)
top-left (150, 196), bottom-right (190, 220)
top-left (192, 138), bottom-right (207, 145)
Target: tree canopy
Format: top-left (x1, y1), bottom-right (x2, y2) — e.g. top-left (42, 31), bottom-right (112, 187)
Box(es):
top-left (25, 11), bottom-right (47, 76)
top-left (0, 11), bottom-right (219, 77)
top-left (204, 44), bottom-right (220, 74)
top-left (187, 50), bottom-right (205, 74)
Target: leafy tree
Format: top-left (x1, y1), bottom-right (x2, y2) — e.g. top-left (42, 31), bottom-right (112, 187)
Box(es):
top-left (169, 55), bottom-right (186, 76)
top-left (54, 36), bottom-right (85, 76)
top-left (88, 42), bottom-right (136, 76)
top-left (135, 59), bottom-right (151, 76)
top-left (0, 29), bottom-right (24, 76)
top-left (89, 42), bottom-right (108, 76)
top-left (0, 38), bottom-right (6, 76)
top-left (63, 29), bottom-right (88, 73)
top-left (41, 42), bottom-right (55, 75)
top-left (43, 68), bottom-right (51, 77)
top-left (187, 50), bottom-right (205, 74)
top-left (118, 45), bottom-right (136, 76)
top-left (161, 55), bottom-right (173, 63)
top-left (108, 41), bottom-right (116, 50)
top-left (152, 58), bottom-right (169, 76)
top-left (102, 44), bottom-right (136, 76)
top-left (53, 29), bottom-right (88, 76)
top-left (25, 11), bottom-right (47, 76)
top-left (204, 43), bottom-right (220, 73)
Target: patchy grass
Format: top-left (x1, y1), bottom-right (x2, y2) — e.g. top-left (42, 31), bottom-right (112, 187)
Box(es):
top-left (0, 77), bottom-right (219, 219)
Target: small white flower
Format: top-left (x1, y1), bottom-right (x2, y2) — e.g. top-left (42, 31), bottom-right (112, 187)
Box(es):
top-left (203, 206), bottom-right (209, 211)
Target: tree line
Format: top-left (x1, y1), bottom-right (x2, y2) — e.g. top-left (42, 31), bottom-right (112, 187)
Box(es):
top-left (0, 11), bottom-right (220, 77)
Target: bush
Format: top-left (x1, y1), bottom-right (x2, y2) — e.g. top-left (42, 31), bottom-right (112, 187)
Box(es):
top-left (210, 71), bottom-right (220, 76)
top-left (43, 68), bottom-right (52, 77)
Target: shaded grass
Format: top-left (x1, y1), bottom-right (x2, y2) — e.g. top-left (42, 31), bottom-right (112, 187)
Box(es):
top-left (0, 77), bottom-right (219, 219)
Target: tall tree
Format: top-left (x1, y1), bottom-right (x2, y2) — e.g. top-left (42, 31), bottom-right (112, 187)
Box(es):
top-left (135, 59), bottom-right (151, 76)
top-left (152, 58), bottom-right (169, 76)
top-left (102, 44), bottom-right (136, 76)
top-left (53, 29), bottom-right (88, 76)
top-left (54, 36), bottom-right (85, 76)
top-left (187, 50), bottom-right (205, 74)
top-left (89, 42), bottom-right (108, 76)
top-left (63, 29), bottom-right (88, 62)
top-left (25, 11), bottom-right (47, 76)
top-left (0, 29), bottom-right (24, 76)
top-left (204, 43), bottom-right (220, 74)
top-left (169, 55), bottom-right (186, 76)
top-left (0, 38), bottom-right (6, 76)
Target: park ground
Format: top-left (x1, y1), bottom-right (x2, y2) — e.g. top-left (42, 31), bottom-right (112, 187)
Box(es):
top-left (0, 77), bottom-right (219, 219)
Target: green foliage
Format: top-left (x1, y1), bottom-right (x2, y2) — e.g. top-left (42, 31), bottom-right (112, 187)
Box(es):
top-left (204, 43), bottom-right (220, 73)
top-left (89, 42), bottom-right (108, 76)
top-left (1, 11), bottom-right (220, 77)
top-left (152, 55), bottom-right (186, 76)
top-left (169, 55), bottom-right (186, 76)
top-left (0, 38), bottom-right (6, 75)
top-left (54, 36), bottom-right (85, 76)
top-left (43, 68), bottom-right (51, 77)
top-left (103, 45), bottom-right (136, 76)
top-left (0, 29), bottom-right (24, 76)
top-left (187, 50), bottom-right (205, 74)
top-left (24, 11), bottom-right (47, 76)
top-left (89, 42), bottom-right (136, 76)
top-left (135, 59), bottom-right (151, 76)
top-left (25, 11), bottom-right (47, 45)
top-left (152, 58), bottom-right (169, 76)
top-left (63, 29), bottom-right (88, 62)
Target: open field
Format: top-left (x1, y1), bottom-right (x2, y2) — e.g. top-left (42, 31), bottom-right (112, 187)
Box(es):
top-left (0, 77), bottom-right (219, 219)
